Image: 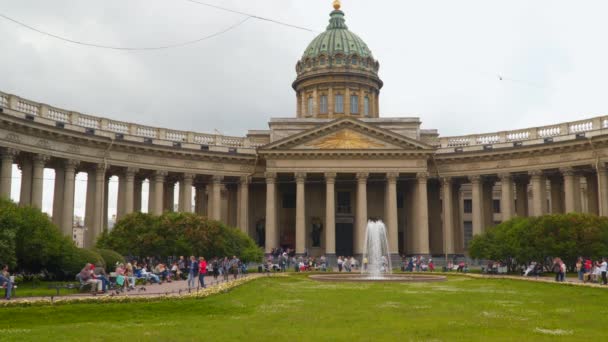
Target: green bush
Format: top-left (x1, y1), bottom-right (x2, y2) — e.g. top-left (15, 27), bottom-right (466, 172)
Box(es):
top-left (58, 248), bottom-right (105, 279)
top-left (469, 213), bottom-right (608, 270)
top-left (94, 249), bottom-right (125, 272)
top-left (98, 212), bottom-right (263, 263)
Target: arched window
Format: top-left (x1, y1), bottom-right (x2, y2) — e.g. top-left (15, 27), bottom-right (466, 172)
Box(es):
top-left (335, 94), bottom-right (344, 113)
top-left (351, 57), bottom-right (358, 65)
top-left (350, 95), bottom-right (359, 114)
top-left (320, 95), bottom-right (328, 114)
top-left (320, 57), bottom-right (326, 66)
top-left (307, 97), bottom-right (314, 116)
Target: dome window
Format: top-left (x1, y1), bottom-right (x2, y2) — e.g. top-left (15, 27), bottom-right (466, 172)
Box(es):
top-left (336, 57), bottom-right (343, 64)
top-left (335, 94), bottom-right (344, 113)
top-left (351, 57), bottom-right (357, 65)
top-left (364, 96), bottom-right (370, 116)
top-left (350, 95), bottom-right (359, 114)
top-left (320, 58), bottom-right (326, 65)
top-left (320, 95), bottom-right (328, 114)
top-left (307, 97), bottom-right (314, 116)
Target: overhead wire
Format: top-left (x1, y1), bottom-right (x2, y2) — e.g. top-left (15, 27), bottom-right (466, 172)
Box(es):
top-left (0, 12), bottom-right (251, 51)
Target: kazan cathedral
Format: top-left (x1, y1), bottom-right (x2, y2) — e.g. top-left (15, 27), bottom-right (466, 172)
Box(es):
top-left (1, 1), bottom-right (607, 262)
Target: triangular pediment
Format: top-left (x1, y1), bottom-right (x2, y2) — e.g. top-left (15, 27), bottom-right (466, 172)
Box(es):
top-left (260, 117), bottom-right (433, 152)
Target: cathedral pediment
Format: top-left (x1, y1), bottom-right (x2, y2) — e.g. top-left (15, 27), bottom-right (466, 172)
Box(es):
top-left (260, 117), bottom-right (433, 152)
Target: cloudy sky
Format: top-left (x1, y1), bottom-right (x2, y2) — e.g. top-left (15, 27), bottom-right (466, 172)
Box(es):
top-left (2, 0), bottom-right (608, 217)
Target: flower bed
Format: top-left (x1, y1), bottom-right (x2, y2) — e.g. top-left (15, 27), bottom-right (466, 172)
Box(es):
top-left (0, 275), bottom-right (259, 308)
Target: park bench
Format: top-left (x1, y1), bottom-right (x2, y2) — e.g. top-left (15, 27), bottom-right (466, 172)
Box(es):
top-left (2, 280), bottom-right (17, 297)
top-left (47, 283), bottom-right (80, 296)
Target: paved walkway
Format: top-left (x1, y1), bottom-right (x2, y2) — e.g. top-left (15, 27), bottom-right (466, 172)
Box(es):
top-left (10, 274), bottom-right (262, 303)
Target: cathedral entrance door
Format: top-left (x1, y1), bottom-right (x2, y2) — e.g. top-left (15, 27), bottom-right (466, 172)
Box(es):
top-left (335, 223), bottom-right (353, 257)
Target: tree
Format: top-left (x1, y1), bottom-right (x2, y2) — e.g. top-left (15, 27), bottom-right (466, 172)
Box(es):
top-left (469, 213), bottom-right (608, 271)
top-left (97, 212), bottom-right (263, 262)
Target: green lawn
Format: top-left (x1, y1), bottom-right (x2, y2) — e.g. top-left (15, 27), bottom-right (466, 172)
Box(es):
top-left (10, 281), bottom-right (80, 298)
top-left (0, 275), bottom-right (606, 341)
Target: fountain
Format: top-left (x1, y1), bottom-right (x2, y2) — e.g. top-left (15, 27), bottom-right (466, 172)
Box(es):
top-left (361, 220), bottom-right (392, 279)
top-left (309, 220), bottom-right (446, 283)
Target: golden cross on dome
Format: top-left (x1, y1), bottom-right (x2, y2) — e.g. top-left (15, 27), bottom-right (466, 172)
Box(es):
top-left (333, 0), bottom-right (341, 10)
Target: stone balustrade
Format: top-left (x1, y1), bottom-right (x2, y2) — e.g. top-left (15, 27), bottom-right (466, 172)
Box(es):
top-left (0, 91), bottom-right (255, 153)
top-left (439, 116), bottom-right (606, 153)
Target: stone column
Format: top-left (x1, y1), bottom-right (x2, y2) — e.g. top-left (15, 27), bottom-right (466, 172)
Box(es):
top-left (415, 172), bottom-right (430, 254)
top-left (469, 175), bottom-right (484, 236)
top-left (265, 172), bottom-right (277, 253)
top-left (499, 173), bottom-right (514, 221)
top-left (237, 176), bottom-right (249, 234)
top-left (195, 183), bottom-right (207, 216)
top-left (148, 177), bottom-right (155, 213)
top-left (442, 177), bottom-right (455, 255)
top-left (153, 171), bottom-right (166, 215)
top-left (598, 165), bottom-right (608, 216)
top-left (19, 158), bottom-right (33, 206)
top-left (164, 180), bottom-right (175, 212)
top-left (585, 173), bottom-right (599, 215)
top-left (61, 160), bottom-right (79, 237)
top-left (116, 173), bottom-right (126, 219)
top-left (31, 154), bottom-right (49, 209)
top-left (295, 172), bottom-right (307, 255)
top-left (86, 164), bottom-right (106, 248)
top-left (324, 173), bottom-right (336, 258)
top-left (549, 176), bottom-right (564, 214)
top-left (124, 168), bottom-right (137, 216)
top-left (133, 177), bottom-right (142, 213)
top-left (181, 173), bottom-right (194, 213)
top-left (52, 165), bottom-right (65, 226)
top-left (103, 175), bottom-right (110, 230)
top-left (0, 148), bottom-right (18, 199)
top-left (328, 88), bottom-right (334, 117)
top-left (529, 170), bottom-right (547, 217)
top-left (211, 175), bottom-right (223, 220)
top-left (385, 173), bottom-right (399, 254)
top-left (515, 178), bottom-right (529, 217)
top-left (562, 167), bottom-right (577, 213)
top-left (355, 173), bottom-right (369, 255)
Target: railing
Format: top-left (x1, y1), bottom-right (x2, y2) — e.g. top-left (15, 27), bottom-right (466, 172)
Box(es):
top-left (0, 91), bottom-right (257, 151)
top-left (439, 117), bottom-right (606, 150)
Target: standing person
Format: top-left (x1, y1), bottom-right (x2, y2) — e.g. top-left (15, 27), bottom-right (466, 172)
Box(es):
top-left (576, 257), bottom-right (584, 282)
top-left (198, 257), bottom-right (207, 288)
top-left (222, 257), bottom-right (230, 282)
top-left (552, 258), bottom-right (561, 282)
top-left (187, 256), bottom-right (198, 289)
top-left (599, 258), bottom-right (607, 285)
top-left (212, 257), bottom-right (220, 283)
top-left (0, 265), bottom-right (12, 300)
top-left (230, 256), bottom-right (240, 280)
top-left (428, 259), bottom-right (435, 272)
top-left (363, 257), bottom-right (368, 271)
top-left (178, 256), bottom-right (187, 280)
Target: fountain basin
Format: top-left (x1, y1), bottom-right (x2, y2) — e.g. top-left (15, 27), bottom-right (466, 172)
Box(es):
top-left (309, 273), bottom-right (447, 283)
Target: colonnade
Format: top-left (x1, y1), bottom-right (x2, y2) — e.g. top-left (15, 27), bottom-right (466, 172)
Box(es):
top-left (0, 149), bottom-right (250, 248)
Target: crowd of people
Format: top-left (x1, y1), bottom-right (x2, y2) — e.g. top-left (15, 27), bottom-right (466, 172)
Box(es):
top-left (76, 255), bottom-right (247, 295)
top-left (575, 257), bottom-right (607, 284)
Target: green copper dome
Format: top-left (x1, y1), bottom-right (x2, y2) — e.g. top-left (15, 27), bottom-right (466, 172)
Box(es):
top-left (302, 9), bottom-right (373, 60)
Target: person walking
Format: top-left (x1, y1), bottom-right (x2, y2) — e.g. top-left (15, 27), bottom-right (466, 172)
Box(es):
top-left (0, 265), bottom-right (12, 300)
top-left (198, 257), bottom-right (207, 289)
top-left (187, 256), bottom-right (198, 289)
top-left (552, 258), bottom-right (561, 282)
top-left (600, 257), bottom-right (607, 285)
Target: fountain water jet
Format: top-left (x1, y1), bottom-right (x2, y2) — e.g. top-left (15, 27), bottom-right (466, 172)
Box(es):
top-left (361, 220), bottom-right (392, 279)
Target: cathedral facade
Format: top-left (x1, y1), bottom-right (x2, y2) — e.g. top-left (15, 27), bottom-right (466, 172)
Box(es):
top-left (1, 2), bottom-right (607, 261)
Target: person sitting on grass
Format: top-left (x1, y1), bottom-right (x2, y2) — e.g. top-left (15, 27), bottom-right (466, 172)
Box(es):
top-left (79, 263), bottom-right (102, 295)
top-left (0, 265), bottom-right (12, 300)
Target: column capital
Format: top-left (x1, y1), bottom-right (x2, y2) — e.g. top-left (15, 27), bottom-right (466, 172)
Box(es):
top-left (239, 176), bottom-right (250, 185)
top-left (356, 172), bottom-right (369, 182)
top-left (386, 172), bottom-right (399, 182)
top-left (1, 148), bottom-right (19, 160)
top-left (183, 173), bottom-right (195, 182)
top-left (265, 172), bottom-right (277, 183)
top-left (295, 172), bottom-right (307, 183)
top-left (125, 167), bottom-right (139, 177)
top-left (559, 167), bottom-right (575, 177)
top-left (468, 175), bottom-right (482, 183)
top-left (154, 170), bottom-right (168, 180)
top-left (441, 176), bottom-right (452, 186)
top-left (94, 163), bottom-right (107, 173)
top-left (33, 154), bottom-right (51, 165)
top-left (416, 172), bottom-right (429, 182)
top-left (211, 175), bottom-right (224, 184)
top-left (63, 159), bottom-right (80, 171)
top-left (498, 173), bottom-right (512, 181)
top-left (528, 170), bottom-right (544, 178)
top-left (324, 172), bottom-right (337, 182)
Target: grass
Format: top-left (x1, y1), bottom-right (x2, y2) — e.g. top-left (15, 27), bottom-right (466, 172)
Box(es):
top-left (9, 281), bottom-right (80, 298)
top-left (0, 274), bottom-right (606, 341)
